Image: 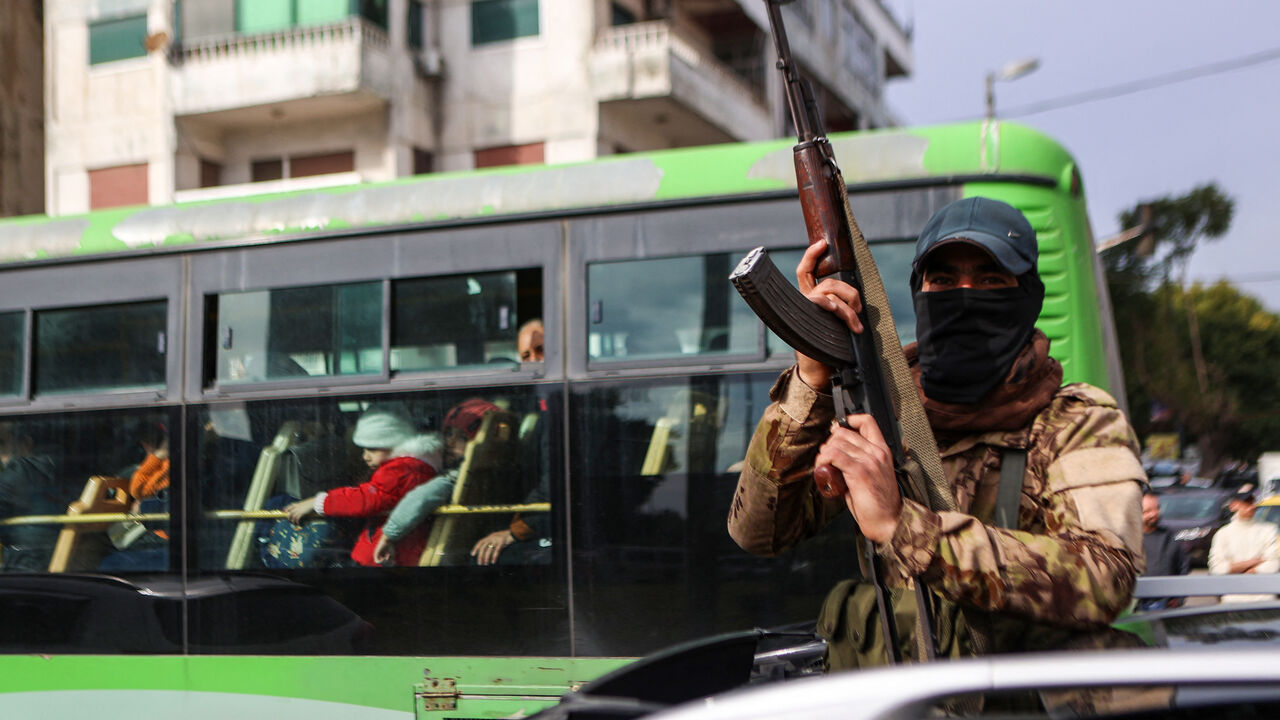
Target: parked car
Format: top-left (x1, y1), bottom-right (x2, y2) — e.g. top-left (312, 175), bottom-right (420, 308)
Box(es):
top-left (1253, 494), bottom-right (1280, 527)
top-left (0, 573), bottom-right (373, 654)
top-left (1156, 488), bottom-right (1234, 566)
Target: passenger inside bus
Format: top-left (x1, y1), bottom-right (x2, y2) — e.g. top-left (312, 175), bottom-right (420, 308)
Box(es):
top-left (450, 322), bottom-right (549, 566)
top-left (0, 421), bottom-right (63, 572)
top-left (373, 398), bottom-right (500, 565)
top-left (284, 406), bottom-right (442, 567)
top-left (98, 418), bottom-right (172, 572)
top-left (463, 321), bottom-right (549, 566)
top-left (468, 477), bottom-right (551, 566)
top-left (517, 319), bottom-right (545, 362)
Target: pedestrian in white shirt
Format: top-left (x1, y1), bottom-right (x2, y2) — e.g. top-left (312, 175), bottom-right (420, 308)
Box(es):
top-left (1209, 484), bottom-right (1279, 602)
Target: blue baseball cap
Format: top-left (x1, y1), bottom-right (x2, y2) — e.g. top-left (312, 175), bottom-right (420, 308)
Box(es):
top-left (912, 197), bottom-right (1038, 276)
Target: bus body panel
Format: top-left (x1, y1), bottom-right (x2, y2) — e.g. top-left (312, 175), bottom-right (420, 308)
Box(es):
top-left (0, 122), bottom-right (1121, 712)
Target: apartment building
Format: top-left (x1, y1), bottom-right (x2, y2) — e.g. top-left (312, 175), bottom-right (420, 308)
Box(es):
top-left (43, 0), bottom-right (911, 215)
top-left (1, 0), bottom-right (46, 218)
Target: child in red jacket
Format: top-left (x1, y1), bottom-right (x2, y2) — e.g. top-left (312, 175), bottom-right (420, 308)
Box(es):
top-left (285, 409), bottom-right (441, 567)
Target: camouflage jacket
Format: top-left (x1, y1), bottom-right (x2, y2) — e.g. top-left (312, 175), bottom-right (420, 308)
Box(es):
top-left (728, 366), bottom-right (1146, 652)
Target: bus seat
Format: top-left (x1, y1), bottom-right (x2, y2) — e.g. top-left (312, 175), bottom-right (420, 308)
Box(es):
top-left (419, 410), bottom-right (520, 567)
top-left (517, 411), bottom-right (542, 497)
top-left (48, 475), bottom-right (131, 573)
top-left (518, 411), bottom-right (540, 443)
top-left (640, 418), bottom-right (676, 476)
top-left (224, 420), bottom-right (301, 570)
top-left (640, 391), bottom-right (721, 477)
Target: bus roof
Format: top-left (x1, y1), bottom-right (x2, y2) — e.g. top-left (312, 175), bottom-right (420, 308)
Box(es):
top-left (0, 121), bottom-right (1078, 265)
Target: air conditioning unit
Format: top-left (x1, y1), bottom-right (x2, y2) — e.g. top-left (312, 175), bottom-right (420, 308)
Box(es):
top-left (415, 47), bottom-right (443, 77)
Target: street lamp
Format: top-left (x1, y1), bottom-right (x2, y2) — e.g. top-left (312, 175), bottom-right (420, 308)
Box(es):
top-left (984, 57), bottom-right (1040, 120)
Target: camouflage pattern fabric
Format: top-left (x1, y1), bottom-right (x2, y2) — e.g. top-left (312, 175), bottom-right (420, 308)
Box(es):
top-left (728, 365), bottom-right (1146, 653)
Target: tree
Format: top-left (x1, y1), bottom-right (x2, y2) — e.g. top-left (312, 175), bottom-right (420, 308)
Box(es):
top-left (1101, 183), bottom-right (1264, 470)
top-left (1145, 282), bottom-right (1280, 468)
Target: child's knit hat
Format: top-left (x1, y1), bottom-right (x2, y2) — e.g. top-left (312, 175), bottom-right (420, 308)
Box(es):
top-left (443, 398), bottom-right (501, 440)
top-left (352, 410), bottom-right (415, 450)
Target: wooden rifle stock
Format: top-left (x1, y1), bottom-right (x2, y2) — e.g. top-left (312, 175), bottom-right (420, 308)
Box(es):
top-left (793, 140), bottom-right (856, 278)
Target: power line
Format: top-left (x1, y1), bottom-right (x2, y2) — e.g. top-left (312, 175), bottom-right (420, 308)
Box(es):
top-left (998, 44), bottom-right (1280, 118)
top-left (1188, 273), bottom-right (1280, 286)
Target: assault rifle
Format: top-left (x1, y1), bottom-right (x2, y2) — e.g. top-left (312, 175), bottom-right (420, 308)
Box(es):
top-left (729, 0), bottom-right (939, 665)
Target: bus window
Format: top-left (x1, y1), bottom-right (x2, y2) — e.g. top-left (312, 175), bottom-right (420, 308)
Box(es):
top-left (192, 387), bottom-right (561, 655)
top-left (0, 408), bottom-right (177, 575)
top-left (763, 240), bottom-right (920, 359)
top-left (0, 312), bottom-right (22, 397)
top-left (34, 301), bottom-right (167, 395)
top-left (391, 269), bottom-right (534, 371)
top-left (569, 375), bottom-right (860, 655)
top-left (196, 388), bottom-right (552, 573)
top-left (587, 254), bottom-right (759, 362)
top-left (212, 282), bottom-right (382, 385)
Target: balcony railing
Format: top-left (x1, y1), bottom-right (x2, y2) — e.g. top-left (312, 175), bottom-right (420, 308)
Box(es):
top-left (171, 17), bottom-right (395, 117)
top-left (593, 21), bottom-right (765, 106)
top-left (176, 17), bottom-right (388, 64)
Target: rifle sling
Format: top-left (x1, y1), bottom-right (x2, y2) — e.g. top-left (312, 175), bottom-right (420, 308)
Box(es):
top-left (995, 449), bottom-right (1028, 530)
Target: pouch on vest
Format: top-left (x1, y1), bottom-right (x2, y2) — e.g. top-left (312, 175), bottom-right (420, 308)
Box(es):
top-left (817, 578), bottom-right (972, 670)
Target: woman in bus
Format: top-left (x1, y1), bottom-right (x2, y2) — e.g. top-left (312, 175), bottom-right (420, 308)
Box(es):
top-left (285, 408), bottom-right (442, 567)
top-left (0, 421), bottom-right (62, 572)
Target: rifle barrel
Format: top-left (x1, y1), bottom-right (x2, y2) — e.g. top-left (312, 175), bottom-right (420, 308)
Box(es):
top-left (765, 1), bottom-right (814, 141)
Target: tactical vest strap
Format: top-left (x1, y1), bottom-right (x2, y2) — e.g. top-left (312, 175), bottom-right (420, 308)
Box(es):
top-left (995, 449), bottom-right (1028, 530)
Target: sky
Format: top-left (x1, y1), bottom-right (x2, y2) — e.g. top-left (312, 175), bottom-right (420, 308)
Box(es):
top-left (878, 1), bottom-right (1280, 312)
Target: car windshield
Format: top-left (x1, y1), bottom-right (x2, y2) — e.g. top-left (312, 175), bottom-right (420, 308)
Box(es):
top-left (1254, 505), bottom-right (1280, 526)
top-left (1159, 494), bottom-right (1224, 520)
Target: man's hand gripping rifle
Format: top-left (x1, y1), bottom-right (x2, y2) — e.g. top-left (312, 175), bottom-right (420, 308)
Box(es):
top-left (729, 0), bottom-right (938, 665)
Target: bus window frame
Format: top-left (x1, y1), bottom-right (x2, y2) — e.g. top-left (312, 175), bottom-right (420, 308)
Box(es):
top-left (185, 220), bottom-right (563, 402)
top-left (0, 256), bottom-right (184, 412)
top-left (0, 309), bottom-right (32, 409)
top-left (567, 187), bottom-right (958, 379)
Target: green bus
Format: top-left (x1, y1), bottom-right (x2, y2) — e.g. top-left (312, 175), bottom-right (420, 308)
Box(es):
top-left (0, 121), bottom-right (1120, 718)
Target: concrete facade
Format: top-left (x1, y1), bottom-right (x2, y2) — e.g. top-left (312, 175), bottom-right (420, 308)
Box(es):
top-left (1, 0), bottom-right (46, 218)
top-left (40, 0), bottom-right (912, 216)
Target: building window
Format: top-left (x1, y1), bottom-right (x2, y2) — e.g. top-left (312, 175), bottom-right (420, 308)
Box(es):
top-left (407, 0), bottom-right (424, 49)
top-left (412, 147), bottom-right (434, 175)
top-left (235, 0), bottom-right (387, 35)
top-left (610, 3), bottom-right (637, 26)
top-left (357, 0), bottom-right (389, 30)
top-left (290, 150), bottom-right (355, 178)
top-left (89, 164), bottom-right (148, 210)
top-left (471, 0), bottom-right (539, 46)
top-left (89, 14), bottom-right (148, 65)
top-left (236, 0), bottom-right (293, 34)
top-left (250, 158), bottom-right (284, 183)
top-left (200, 159), bottom-right (223, 188)
top-left (474, 142), bottom-right (544, 169)
top-left (250, 151), bottom-right (354, 183)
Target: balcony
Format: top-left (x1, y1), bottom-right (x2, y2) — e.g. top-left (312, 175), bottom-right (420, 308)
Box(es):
top-left (172, 18), bottom-right (394, 121)
top-left (590, 21), bottom-right (772, 144)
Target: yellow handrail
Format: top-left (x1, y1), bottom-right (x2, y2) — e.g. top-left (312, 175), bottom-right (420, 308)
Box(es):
top-left (0, 502), bottom-right (551, 527)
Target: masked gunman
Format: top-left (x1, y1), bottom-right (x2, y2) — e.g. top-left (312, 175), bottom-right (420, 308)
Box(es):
top-left (729, 197), bottom-right (1147, 666)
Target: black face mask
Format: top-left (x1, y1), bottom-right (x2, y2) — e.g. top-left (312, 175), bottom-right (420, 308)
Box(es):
top-left (912, 274), bottom-right (1044, 404)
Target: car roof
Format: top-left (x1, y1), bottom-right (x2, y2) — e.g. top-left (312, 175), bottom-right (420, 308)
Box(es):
top-left (650, 647), bottom-right (1280, 720)
top-left (0, 572), bottom-right (315, 599)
